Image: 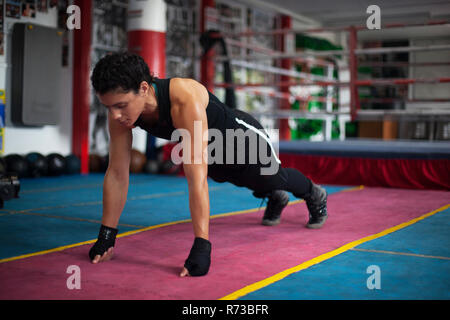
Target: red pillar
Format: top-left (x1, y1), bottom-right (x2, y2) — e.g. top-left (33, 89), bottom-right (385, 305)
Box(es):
top-left (72, 0), bottom-right (92, 174)
top-left (279, 15), bottom-right (292, 140)
top-left (348, 26), bottom-right (360, 121)
top-left (127, 0), bottom-right (166, 78)
top-left (200, 0), bottom-right (215, 92)
top-left (127, 0), bottom-right (167, 157)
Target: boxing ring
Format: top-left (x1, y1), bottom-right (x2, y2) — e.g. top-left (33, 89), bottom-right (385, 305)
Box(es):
top-left (277, 139), bottom-right (450, 190)
top-left (1, 12), bottom-right (449, 306)
top-left (209, 20), bottom-right (450, 191)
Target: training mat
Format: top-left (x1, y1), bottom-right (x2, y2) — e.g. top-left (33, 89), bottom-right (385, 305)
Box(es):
top-left (0, 187), bottom-right (449, 299)
top-left (0, 173), bottom-right (347, 260)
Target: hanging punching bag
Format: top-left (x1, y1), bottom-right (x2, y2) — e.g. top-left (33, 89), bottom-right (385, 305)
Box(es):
top-left (200, 30), bottom-right (236, 109)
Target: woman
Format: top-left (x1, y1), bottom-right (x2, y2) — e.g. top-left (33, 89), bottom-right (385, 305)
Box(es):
top-left (88, 53), bottom-right (328, 277)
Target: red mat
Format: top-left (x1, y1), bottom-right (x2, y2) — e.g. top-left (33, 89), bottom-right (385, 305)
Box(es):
top-left (1, 187), bottom-right (449, 300)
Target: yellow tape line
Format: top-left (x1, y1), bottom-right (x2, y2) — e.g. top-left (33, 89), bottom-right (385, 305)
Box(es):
top-left (219, 203), bottom-right (450, 300)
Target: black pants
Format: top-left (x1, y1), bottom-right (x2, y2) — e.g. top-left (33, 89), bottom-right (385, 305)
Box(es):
top-left (207, 109), bottom-right (312, 199)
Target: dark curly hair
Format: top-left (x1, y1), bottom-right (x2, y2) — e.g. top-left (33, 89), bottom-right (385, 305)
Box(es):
top-left (91, 52), bottom-right (154, 95)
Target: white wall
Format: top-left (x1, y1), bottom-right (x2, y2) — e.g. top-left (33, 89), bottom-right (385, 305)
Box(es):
top-left (1, 5), bottom-right (73, 156)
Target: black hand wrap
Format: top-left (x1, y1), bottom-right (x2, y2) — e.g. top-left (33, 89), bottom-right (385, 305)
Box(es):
top-left (88, 225), bottom-right (118, 261)
top-left (184, 237), bottom-right (212, 276)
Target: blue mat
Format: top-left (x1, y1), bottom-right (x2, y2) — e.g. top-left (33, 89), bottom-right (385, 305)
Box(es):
top-left (241, 208), bottom-right (450, 300)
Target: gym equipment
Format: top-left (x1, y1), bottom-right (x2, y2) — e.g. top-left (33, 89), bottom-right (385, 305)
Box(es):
top-left (160, 159), bottom-right (182, 175)
top-left (184, 237), bottom-right (212, 276)
top-left (144, 159), bottom-right (160, 174)
top-left (65, 154), bottom-right (81, 174)
top-left (100, 154), bottom-right (109, 172)
top-left (0, 173), bottom-right (20, 208)
top-left (88, 224), bottom-right (119, 261)
top-left (0, 157), bottom-right (6, 175)
top-left (25, 152), bottom-right (48, 177)
top-left (11, 23), bottom-right (62, 126)
top-left (89, 153), bottom-right (103, 173)
top-left (4, 154), bottom-right (29, 178)
top-left (129, 149), bottom-right (147, 173)
top-left (46, 153), bottom-right (66, 176)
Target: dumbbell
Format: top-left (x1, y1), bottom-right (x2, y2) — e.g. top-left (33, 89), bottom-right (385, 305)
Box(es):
top-left (0, 173), bottom-right (20, 208)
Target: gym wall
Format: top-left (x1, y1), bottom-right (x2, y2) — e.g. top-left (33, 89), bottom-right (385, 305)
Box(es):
top-left (0, 4), bottom-right (73, 156)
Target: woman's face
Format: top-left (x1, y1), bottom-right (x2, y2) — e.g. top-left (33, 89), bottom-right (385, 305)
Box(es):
top-left (98, 89), bottom-right (145, 128)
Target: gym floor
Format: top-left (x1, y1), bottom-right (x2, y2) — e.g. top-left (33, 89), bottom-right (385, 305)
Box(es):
top-left (0, 173), bottom-right (449, 300)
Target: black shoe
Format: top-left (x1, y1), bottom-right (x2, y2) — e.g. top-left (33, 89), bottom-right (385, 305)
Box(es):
top-left (261, 190), bottom-right (290, 226)
top-left (304, 184), bottom-right (328, 229)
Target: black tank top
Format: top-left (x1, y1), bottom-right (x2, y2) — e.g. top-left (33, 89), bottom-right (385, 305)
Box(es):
top-left (133, 78), bottom-right (246, 140)
top-left (134, 78), bottom-right (278, 178)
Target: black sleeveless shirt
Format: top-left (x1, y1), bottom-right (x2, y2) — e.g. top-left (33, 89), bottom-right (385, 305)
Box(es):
top-left (133, 78), bottom-right (243, 140)
top-left (133, 78), bottom-right (277, 182)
